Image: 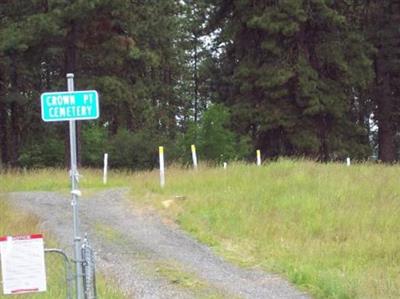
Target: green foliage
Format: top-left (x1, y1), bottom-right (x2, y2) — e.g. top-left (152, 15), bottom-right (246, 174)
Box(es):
top-left (0, 0), bottom-right (186, 169)
top-left (209, 0), bottom-right (374, 160)
top-left (179, 104), bottom-right (250, 163)
top-left (106, 128), bottom-right (180, 169)
top-left (81, 123), bottom-right (107, 167)
top-left (18, 136), bottom-right (64, 168)
top-left (0, 0), bottom-right (396, 167)
top-left (107, 129), bottom-right (153, 169)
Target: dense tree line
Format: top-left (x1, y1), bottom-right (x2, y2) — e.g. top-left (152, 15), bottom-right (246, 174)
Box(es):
top-left (0, 0), bottom-right (399, 169)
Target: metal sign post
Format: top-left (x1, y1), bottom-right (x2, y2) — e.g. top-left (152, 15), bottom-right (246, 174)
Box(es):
top-left (67, 73), bottom-right (83, 299)
top-left (40, 74), bottom-right (99, 299)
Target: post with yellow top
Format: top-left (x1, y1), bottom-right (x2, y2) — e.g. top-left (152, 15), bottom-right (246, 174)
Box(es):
top-left (256, 149), bottom-right (261, 166)
top-left (191, 144), bottom-right (198, 169)
top-left (159, 146), bottom-right (165, 187)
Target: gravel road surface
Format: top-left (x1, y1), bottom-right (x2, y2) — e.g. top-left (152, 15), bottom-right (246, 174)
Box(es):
top-left (6, 189), bottom-right (309, 299)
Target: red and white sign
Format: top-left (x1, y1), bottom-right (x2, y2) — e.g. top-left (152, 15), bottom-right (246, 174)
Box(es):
top-left (0, 234), bottom-right (47, 295)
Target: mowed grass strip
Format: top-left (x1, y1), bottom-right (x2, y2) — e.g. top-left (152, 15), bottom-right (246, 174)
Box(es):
top-left (0, 198), bottom-right (126, 298)
top-left (128, 160), bottom-right (400, 299)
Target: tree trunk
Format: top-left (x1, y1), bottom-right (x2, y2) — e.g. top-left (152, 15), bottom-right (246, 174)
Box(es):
top-left (370, 1), bottom-right (398, 163)
top-left (317, 114), bottom-right (330, 162)
top-left (378, 115), bottom-right (396, 162)
top-left (10, 102), bottom-right (21, 167)
top-left (376, 90), bottom-right (396, 162)
top-left (0, 65), bottom-right (8, 168)
top-left (0, 100), bottom-right (8, 168)
top-left (9, 53), bottom-right (21, 167)
top-left (193, 34), bottom-right (199, 123)
top-left (375, 52), bottom-right (397, 162)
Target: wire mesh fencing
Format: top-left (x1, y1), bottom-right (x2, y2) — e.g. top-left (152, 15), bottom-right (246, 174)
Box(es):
top-left (0, 248), bottom-right (73, 299)
top-left (81, 236), bottom-right (97, 299)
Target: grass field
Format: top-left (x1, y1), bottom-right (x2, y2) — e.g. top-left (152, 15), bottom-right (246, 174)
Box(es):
top-left (123, 161), bottom-right (400, 299)
top-left (1, 160), bottom-right (400, 298)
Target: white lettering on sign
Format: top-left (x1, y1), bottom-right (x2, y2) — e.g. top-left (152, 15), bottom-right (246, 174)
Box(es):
top-left (83, 94), bottom-right (93, 105)
top-left (46, 95), bottom-right (76, 106)
top-left (48, 106), bottom-right (93, 118)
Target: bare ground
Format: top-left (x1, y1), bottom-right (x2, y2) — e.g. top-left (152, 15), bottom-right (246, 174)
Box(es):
top-left (6, 189), bottom-right (309, 299)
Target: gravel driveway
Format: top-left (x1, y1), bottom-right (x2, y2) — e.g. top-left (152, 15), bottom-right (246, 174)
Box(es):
top-left (6, 189), bottom-right (309, 299)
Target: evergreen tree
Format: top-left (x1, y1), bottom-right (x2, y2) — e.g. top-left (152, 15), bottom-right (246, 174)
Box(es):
top-left (2, 0), bottom-right (399, 167)
top-left (0, 0), bottom-right (187, 168)
top-left (0, 0), bottom-right (63, 167)
top-left (176, 0), bottom-right (215, 130)
top-left (208, 0), bottom-right (373, 160)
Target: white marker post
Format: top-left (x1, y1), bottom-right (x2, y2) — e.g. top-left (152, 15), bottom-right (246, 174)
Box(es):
top-left (191, 144), bottom-right (198, 169)
top-left (223, 162), bottom-right (227, 169)
top-left (256, 149), bottom-right (261, 166)
top-left (103, 153), bottom-right (108, 184)
top-left (346, 157), bottom-right (351, 166)
top-left (159, 146), bottom-right (165, 188)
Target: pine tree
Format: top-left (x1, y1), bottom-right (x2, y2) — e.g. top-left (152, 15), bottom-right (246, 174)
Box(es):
top-left (0, 0), bottom-right (188, 168)
top-left (207, 0), bottom-right (373, 160)
top-left (0, 0), bottom-right (62, 166)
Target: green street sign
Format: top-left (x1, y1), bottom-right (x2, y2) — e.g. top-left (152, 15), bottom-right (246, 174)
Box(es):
top-left (41, 90), bottom-right (99, 122)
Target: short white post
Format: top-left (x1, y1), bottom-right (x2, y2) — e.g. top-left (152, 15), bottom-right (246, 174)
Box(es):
top-left (103, 153), bottom-right (108, 184)
top-left (191, 144), bottom-right (198, 169)
top-left (159, 146), bottom-right (165, 188)
top-left (256, 149), bottom-right (261, 166)
top-left (346, 157), bottom-right (351, 166)
top-left (223, 162), bottom-right (227, 169)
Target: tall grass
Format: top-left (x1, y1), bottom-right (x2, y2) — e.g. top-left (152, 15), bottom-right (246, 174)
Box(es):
top-left (128, 160), bottom-right (400, 299)
top-left (1, 160), bottom-right (400, 298)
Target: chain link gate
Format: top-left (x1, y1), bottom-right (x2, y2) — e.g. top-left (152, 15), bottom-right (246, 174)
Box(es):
top-left (45, 249), bottom-right (74, 299)
top-left (81, 236), bottom-right (97, 299)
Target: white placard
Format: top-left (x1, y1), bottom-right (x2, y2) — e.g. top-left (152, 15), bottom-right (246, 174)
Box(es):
top-left (0, 234), bottom-right (47, 295)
